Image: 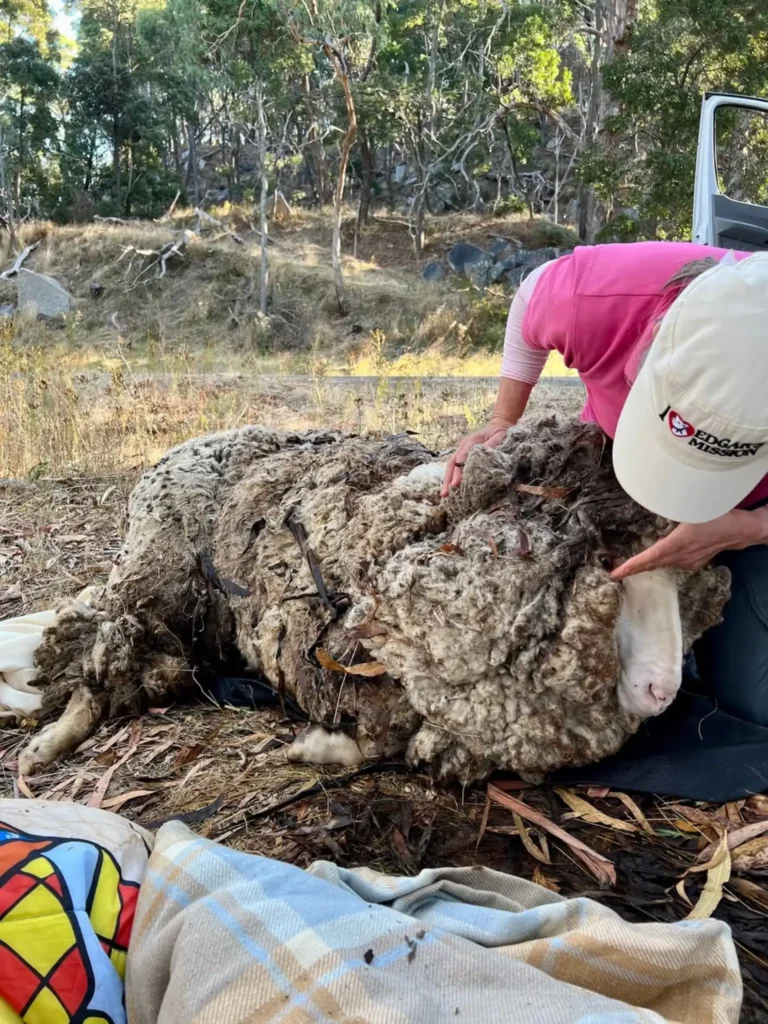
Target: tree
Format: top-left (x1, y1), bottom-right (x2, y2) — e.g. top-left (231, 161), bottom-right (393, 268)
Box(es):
top-left (284, 0), bottom-right (389, 314)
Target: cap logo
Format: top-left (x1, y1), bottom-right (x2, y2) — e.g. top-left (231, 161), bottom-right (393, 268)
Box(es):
top-left (658, 405), bottom-right (765, 459)
top-left (668, 410), bottom-right (695, 438)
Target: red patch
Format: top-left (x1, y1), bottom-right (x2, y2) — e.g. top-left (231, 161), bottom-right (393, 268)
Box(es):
top-left (49, 946), bottom-right (89, 1014)
top-left (668, 410), bottom-right (695, 438)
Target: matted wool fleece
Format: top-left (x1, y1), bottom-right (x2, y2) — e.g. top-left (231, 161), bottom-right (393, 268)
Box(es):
top-left (27, 419), bottom-right (731, 778)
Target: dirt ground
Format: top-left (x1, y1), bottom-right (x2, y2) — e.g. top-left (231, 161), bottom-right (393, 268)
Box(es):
top-left (2, 386), bottom-right (768, 1020)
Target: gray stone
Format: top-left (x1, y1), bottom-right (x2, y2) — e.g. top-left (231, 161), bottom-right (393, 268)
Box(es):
top-left (467, 254), bottom-right (495, 288)
top-left (421, 261), bottom-right (445, 282)
top-left (447, 242), bottom-right (488, 273)
top-left (506, 265), bottom-right (534, 289)
top-left (489, 237), bottom-right (515, 259)
top-left (0, 303), bottom-right (15, 317)
top-left (17, 269), bottom-right (72, 317)
top-left (527, 247), bottom-right (559, 268)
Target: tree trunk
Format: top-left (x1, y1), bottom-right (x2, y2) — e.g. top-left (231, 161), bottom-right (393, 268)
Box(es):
top-left (412, 0), bottom-right (444, 257)
top-left (113, 116), bottom-right (122, 213)
top-left (579, 0), bottom-right (605, 243)
top-left (111, 17), bottom-right (122, 213)
top-left (356, 129), bottom-right (374, 237)
top-left (0, 124), bottom-right (17, 249)
top-left (302, 73), bottom-right (328, 204)
top-left (326, 50), bottom-right (357, 316)
top-left (257, 79), bottom-right (269, 316)
top-left (187, 122), bottom-right (200, 206)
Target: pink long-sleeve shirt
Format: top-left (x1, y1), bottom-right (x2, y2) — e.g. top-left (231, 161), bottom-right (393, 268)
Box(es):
top-left (502, 241), bottom-right (768, 509)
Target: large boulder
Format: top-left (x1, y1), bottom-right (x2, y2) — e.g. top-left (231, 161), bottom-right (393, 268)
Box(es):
top-left (17, 269), bottom-right (73, 318)
top-left (447, 242), bottom-right (488, 274)
top-left (421, 261), bottom-right (445, 283)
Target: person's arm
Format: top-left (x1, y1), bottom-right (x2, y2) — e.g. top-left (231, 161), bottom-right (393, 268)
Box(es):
top-left (441, 269), bottom-right (551, 496)
top-left (441, 379), bottom-right (535, 495)
top-left (611, 507), bottom-right (768, 580)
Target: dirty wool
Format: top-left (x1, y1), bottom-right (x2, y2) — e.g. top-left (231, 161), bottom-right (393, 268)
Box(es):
top-left (23, 418), bottom-right (730, 778)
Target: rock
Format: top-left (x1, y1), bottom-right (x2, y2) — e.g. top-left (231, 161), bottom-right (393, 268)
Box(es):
top-left (527, 247), bottom-right (559, 268)
top-left (467, 254), bottom-right (495, 289)
top-left (17, 269), bottom-right (72, 318)
top-left (0, 303), bottom-right (15, 318)
top-left (505, 265), bottom-right (535, 289)
top-left (447, 242), bottom-right (488, 274)
top-left (90, 282), bottom-right (105, 300)
top-left (489, 237), bottom-right (516, 259)
top-left (421, 261), bottom-right (445, 282)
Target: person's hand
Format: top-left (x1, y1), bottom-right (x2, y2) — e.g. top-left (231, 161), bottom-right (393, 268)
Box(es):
top-left (441, 419), bottom-right (514, 497)
top-left (611, 510), bottom-right (768, 580)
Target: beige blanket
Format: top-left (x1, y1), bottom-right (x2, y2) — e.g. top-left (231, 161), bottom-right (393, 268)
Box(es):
top-left (127, 820), bottom-right (742, 1023)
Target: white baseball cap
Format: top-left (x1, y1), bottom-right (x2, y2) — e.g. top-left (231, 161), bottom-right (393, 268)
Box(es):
top-left (613, 252), bottom-right (768, 523)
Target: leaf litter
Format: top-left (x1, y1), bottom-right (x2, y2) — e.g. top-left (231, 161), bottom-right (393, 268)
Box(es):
top-left (3, 475), bottom-right (768, 1021)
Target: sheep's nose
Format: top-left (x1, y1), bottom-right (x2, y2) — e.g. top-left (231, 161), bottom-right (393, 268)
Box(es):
top-left (648, 683), bottom-right (670, 706)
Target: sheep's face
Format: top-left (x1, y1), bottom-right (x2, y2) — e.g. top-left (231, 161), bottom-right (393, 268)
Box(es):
top-left (615, 568), bottom-right (683, 717)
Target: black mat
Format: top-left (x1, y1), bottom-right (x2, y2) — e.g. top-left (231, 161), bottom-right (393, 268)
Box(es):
top-left (552, 691), bottom-right (768, 801)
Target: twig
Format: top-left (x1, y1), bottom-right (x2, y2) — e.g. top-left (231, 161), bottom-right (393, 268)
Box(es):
top-left (0, 241), bottom-right (39, 280)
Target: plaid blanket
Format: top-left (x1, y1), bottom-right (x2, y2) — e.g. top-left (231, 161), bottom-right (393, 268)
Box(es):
top-left (128, 820), bottom-right (742, 1024)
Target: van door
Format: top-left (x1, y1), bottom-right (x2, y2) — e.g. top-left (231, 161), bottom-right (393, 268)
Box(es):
top-left (693, 92), bottom-right (768, 249)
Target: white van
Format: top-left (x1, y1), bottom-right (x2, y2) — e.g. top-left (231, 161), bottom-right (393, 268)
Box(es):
top-left (694, 92), bottom-right (768, 249)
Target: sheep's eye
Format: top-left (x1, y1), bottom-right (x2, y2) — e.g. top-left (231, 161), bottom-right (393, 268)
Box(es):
top-left (599, 555), bottom-right (614, 572)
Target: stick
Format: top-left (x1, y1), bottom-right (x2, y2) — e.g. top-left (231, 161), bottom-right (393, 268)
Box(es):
top-left (0, 241), bottom-right (39, 280)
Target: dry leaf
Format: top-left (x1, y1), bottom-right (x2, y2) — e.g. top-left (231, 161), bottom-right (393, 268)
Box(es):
top-left (475, 796), bottom-right (491, 853)
top-left (586, 787), bottom-right (611, 799)
top-left (731, 836), bottom-right (768, 873)
top-left (87, 721), bottom-right (142, 809)
top-left (16, 774), bottom-right (34, 799)
top-left (686, 830), bottom-right (731, 920)
top-left (101, 789), bottom-right (156, 812)
top-left (745, 794), bottom-right (768, 817)
top-left (515, 484), bottom-right (571, 499)
top-left (438, 542), bottom-right (463, 555)
top-left (554, 788), bottom-right (637, 833)
top-left (697, 819), bottom-right (768, 865)
top-left (316, 648), bottom-right (386, 677)
top-left (673, 818), bottom-right (702, 835)
top-left (613, 792), bottom-right (654, 835)
top-left (675, 878), bottom-right (693, 908)
top-left (532, 865), bottom-right (560, 892)
top-left (724, 801), bottom-right (744, 825)
top-left (512, 812), bottom-right (551, 864)
top-left (100, 484), bottom-right (117, 506)
top-left (729, 877), bottom-right (768, 910)
top-left (668, 804), bottom-right (729, 833)
top-left (487, 784), bottom-right (616, 887)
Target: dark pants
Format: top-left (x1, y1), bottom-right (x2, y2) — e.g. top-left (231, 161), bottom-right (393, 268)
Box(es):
top-left (695, 541), bottom-right (768, 725)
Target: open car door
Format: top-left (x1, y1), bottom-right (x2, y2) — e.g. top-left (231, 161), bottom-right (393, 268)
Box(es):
top-left (693, 92), bottom-right (768, 249)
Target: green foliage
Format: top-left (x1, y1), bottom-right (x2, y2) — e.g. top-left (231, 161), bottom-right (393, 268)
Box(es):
top-left (0, 0), bottom-right (766, 240)
top-left (589, 0), bottom-right (768, 238)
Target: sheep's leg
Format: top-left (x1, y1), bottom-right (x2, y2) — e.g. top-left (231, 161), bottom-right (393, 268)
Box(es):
top-left (19, 685), bottom-right (107, 776)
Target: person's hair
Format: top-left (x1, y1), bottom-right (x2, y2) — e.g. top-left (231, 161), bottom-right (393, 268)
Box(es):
top-left (625, 256), bottom-right (720, 385)
top-left (662, 256), bottom-right (719, 295)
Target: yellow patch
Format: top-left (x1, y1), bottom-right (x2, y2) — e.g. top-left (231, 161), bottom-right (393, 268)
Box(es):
top-left (23, 986), bottom-right (69, 1024)
top-left (21, 857), bottom-right (54, 880)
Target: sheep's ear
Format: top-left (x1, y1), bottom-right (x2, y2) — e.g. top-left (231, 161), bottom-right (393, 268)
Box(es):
top-left (678, 565), bottom-right (732, 651)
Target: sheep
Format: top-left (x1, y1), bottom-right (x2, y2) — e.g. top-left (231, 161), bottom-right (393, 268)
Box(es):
top-left (17, 418), bottom-right (731, 780)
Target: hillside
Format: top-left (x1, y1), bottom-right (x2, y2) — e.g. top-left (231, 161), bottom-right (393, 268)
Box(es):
top-left (0, 209), bottom-right (578, 478)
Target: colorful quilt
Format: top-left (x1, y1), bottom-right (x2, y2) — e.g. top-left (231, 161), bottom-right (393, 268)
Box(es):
top-left (0, 802), bottom-right (152, 1024)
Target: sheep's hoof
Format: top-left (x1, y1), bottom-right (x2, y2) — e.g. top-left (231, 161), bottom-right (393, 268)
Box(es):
top-left (286, 724), bottom-right (364, 767)
top-left (18, 684), bottom-right (106, 776)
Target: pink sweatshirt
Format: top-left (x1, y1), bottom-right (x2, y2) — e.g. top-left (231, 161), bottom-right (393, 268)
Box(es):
top-left (505, 241), bottom-right (768, 510)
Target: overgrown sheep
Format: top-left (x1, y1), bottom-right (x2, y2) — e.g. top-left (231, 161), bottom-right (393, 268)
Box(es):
top-left (17, 418), bottom-right (732, 779)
